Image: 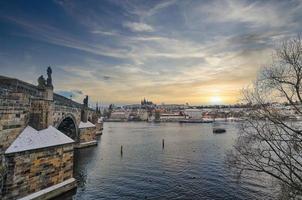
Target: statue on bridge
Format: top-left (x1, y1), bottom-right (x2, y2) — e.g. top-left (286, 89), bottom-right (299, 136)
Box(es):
top-left (37, 67), bottom-right (53, 90)
top-left (37, 75), bottom-right (46, 89)
top-left (83, 95), bottom-right (89, 107)
top-left (46, 66), bottom-right (53, 88)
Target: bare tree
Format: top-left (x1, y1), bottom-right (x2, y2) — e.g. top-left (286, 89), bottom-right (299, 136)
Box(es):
top-left (227, 36), bottom-right (302, 198)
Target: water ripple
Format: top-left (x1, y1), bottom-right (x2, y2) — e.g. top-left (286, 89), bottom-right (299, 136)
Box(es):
top-left (66, 122), bottom-right (276, 200)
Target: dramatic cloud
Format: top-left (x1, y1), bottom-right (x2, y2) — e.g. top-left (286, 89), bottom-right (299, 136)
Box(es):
top-left (201, 0), bottom-right (291, 28)
top-left (123, 22), bottom-right (154, 32)
top-left (0, 0), bottom-right (301, 105)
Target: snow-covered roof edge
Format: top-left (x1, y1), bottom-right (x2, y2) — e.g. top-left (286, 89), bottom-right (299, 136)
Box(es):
top-left (79, 121), bottom-right (96, 128)
top-left (5, 125), bottom-right (74, 154)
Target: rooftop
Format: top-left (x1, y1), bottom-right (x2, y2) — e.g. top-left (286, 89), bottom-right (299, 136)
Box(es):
top-left (5, 126), bottom-right (74, 154)
top-left (79, 121), bottom-right (96, 128)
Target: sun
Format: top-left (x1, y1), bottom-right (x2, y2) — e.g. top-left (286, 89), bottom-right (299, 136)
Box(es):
top-left (210, 96), bottom-right (222, 105)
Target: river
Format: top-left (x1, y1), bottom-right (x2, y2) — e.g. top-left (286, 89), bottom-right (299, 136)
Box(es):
top-left (60, 122), bottom-right (276, 200)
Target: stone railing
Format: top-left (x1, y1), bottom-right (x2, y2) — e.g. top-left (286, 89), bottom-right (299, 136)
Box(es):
top-left (54, 93), bottom-right (82, 108)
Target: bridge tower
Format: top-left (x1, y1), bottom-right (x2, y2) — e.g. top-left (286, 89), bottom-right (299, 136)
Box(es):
top-left (28, 67), bottom-right (54, 130)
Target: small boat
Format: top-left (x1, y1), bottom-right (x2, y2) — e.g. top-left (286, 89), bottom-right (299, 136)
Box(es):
top-left (179, 119), bottom-right (214, 123)
top-left (202, 118), bottom-right (214, 123)
top-left (213, 128), bottom-right (226, 133)
top-left (179, 119), bottom-right (203, 123)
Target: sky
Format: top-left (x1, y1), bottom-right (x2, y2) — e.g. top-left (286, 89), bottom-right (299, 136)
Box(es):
top-left (0, 0), bottom-right (302, 105)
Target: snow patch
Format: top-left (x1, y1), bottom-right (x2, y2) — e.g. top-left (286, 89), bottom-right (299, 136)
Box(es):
top-left (97, 117), bottom-right (103, 123)
top-left (5, 126), bottom-right (74, 154)
top-left (79, 121), bottom-right (95, 128)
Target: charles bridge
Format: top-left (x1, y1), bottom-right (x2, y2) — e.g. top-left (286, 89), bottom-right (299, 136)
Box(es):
top-left (0, 67), bottom-right (103, 199)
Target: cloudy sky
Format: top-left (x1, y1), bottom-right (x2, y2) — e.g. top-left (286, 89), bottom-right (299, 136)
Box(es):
top-left (0, 0), bottom-right (301, 105)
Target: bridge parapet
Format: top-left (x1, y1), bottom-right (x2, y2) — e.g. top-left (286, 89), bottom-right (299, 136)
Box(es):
top-left (0, 75), bottom-right (88, 109)
top-left (0, 76), bottom-right (42, 98)
top-left (54, 93), bottom-right (82, 108)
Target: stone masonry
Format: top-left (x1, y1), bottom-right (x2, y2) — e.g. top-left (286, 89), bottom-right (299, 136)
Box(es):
top-left (95, 119), bottom-right (103, 135)
top-left (0, 92), bottom-right (30, 161)
top-left (0, 67), bottom-right (101, 199)
top-left (3, 144), bottom-right (74, 199)
top-left (29, 99), bottom-right (53, 130)
top-left (79, 126), bottom-right (97, 144)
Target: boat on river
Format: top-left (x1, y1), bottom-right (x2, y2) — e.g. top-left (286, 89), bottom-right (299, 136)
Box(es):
top-left (179, 119), bottom-right (214, 123)
top-left (213, 128), bottom-right (226, 133)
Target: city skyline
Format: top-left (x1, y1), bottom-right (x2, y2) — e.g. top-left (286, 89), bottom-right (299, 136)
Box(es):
top-left (1, 0), bottom-right (302, 105)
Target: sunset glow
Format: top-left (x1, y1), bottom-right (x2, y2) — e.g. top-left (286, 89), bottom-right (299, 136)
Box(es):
top-left (210, 96), bottom-right (223, 105)
top-left (1, 1), bottom-right (302, 199)
top-left (0, 0), bottom-right (301, 105)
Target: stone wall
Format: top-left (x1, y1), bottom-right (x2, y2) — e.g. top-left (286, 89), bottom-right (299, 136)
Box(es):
top-left (0, 93), bottom-right (30, 161)
top-left (87, 110), bottom-right (95, 123)
top-left (28, 99), bottom-right (53, 130)
top-left (2, 144), bottom-right (74, 200)
top-left (95, 122), bottom-right (103, 135)
top-left (0, 74), bottom-right (98, 199)
top-left (79, 127), bottom-right (96, 143)
top-left (53, 105), bottom-right (81, 127)
top-left (53, 93), bottom-right (82, 108)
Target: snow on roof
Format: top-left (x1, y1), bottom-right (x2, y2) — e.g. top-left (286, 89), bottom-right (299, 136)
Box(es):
top-left (97, 117), bottom-right (103, 123)
top-left (79, 121), bottom-right (95, 128)
top-left (5, 126), bottom-right (74, 154)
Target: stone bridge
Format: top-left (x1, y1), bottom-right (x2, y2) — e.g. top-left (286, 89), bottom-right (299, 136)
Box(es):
top-left (0, 67), bottom-right (103, 199)
top-left (0, 70), bottom-right (102, 143)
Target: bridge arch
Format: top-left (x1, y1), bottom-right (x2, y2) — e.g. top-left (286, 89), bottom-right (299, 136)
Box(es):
top-left (56, 113), bottom-right (79, 142)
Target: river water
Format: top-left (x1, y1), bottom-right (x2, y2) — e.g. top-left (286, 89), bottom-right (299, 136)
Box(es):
top-left (66, 122), bottom-right (276, 200)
